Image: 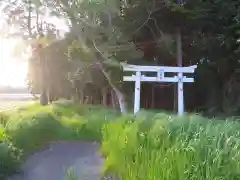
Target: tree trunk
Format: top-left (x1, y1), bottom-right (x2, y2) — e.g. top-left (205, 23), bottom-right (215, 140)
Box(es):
top-left (72, 94), bottom-right (78, 104)
top-left (114, 88), bottom-right (127, 113)
top-left (40, 88), bottom-right (48, 106)
top-left (40, 78), bottom-right (48, 106)
top-left (151, 86), bottom-right (155, 108)
top-left (39, 52), bottom-right (49, 106)
top-left (92, 56), bottom-right (127, 113)
top-left (111, 89), bottom-right (117, 108)
top-left (79, 91), bottom-right (84, 104)
top-left (102, 88), bottom-right (108, 106)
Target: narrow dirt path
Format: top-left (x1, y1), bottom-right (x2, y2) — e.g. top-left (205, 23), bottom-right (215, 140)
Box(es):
top-left (7, 142), bottom-right (104, 180)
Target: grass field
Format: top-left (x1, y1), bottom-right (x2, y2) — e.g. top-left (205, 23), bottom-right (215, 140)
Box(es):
top-left (0, 93), bottom-right (36, 111)
top-left (0, 100), bottom-right (34, 111)
top-left (1, 102), bottom-right (240, 179)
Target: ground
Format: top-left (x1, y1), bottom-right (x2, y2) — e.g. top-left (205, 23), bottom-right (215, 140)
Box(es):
top-left (7, 142), bottom-right (104, 180)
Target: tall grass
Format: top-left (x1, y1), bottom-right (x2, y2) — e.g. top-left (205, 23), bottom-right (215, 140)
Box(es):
top-left (102, 114), bottom-right (240, 179)
top-left (2, 101), bottom-right (240, 179)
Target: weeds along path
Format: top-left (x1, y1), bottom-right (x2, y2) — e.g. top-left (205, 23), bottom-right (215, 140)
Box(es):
top-left (7, 141), bottom-right (104, 180)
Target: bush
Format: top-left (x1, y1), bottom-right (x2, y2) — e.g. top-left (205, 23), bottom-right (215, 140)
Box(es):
top-left (102, 114), bottom-right (240, 179)
top-left (5, 111), bottom-right (65, 151)
top-left (4, 103), bottom-right (119, 151)
top-left (0, 127), bottom-right (22, 179)
top-left (0, 102), bottom-right (119, 178)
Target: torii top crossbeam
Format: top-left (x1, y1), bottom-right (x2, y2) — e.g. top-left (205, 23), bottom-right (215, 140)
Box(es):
top-left (122, 63), bottom-right (197, 116)
top-left (122, 64), bottom-right (197, 73)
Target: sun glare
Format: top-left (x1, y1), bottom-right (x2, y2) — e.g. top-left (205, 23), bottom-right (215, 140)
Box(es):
top-left (0, 38), bottom-right (28, 87)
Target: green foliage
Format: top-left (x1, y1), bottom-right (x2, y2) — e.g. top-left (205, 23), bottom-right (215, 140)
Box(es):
top-left (0, 102), bottom-right (119, 178)
top-left (4, 102), bottom-right (119, 151)
top-left (54, 0), bottom-right (144, 99)
top-left (0, 126), bottom-right (22, 179)
top-left (102, 115), bottom-right (240, 179)
top-left (1, 102), bottom-right (240, 179)
top-left (65, 168), bottom-right (77, 180)
top-left (3, 0), bottom-right (240, 113)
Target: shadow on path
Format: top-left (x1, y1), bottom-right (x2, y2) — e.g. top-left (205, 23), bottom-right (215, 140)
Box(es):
top-left (7, 142), bottom-right (104, 180)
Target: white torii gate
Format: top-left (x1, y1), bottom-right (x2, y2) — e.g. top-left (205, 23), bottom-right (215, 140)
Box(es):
top-left (122, 63), bottom-right (197, 116)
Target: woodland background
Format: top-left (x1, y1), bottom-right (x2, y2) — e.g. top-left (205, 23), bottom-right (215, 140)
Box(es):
top-left (1, 0), bottom-right (240, 116)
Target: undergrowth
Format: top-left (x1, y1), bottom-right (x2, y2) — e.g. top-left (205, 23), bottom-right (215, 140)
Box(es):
top-left (0, 101), bottom-right (119, 178)
top-left (102, 114), bottom-right (240, 180)
top-left (1, 101), bottom-right (240, 179)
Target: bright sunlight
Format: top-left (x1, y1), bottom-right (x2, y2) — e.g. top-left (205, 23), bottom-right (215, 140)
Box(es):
top-left (0, 37), bottom-right (28, 87)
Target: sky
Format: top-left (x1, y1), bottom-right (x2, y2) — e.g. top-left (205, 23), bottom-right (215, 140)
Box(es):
top-left (0, 38), bottom-right (28, 87)
top-left (0, 3), bottom-right (69, 88)
top-left (0, 16), bottom-right (68, 88)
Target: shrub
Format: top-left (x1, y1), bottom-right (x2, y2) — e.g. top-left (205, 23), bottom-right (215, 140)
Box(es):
top-left (0, 112), bottom-right (9, 127)
top-left (2, 102), bottom-right (120, 151)
top-left (1, 102), bottom-right (118, 178)
top-left (5, 111), bottom-right (65, 152)
top-left (0, 126), bottom-right (22, 179)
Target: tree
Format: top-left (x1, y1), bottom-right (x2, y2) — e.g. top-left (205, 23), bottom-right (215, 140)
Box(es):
top-left (46, 0), bottom-right (144, 113)
top-left (36, 0), bottom-right (240, 113)
top-left (2, 0), bottom-right (240, 114)
top-left (1, 0), bottom-right (67, 105)
top-left (94, 0), bottom-right (239, 113)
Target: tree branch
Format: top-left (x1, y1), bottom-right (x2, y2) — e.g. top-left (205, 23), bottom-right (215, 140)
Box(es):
top-left (92, 40), bottom-right (119, 90)
top-left (133, 2), bottom-right (167, 34)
